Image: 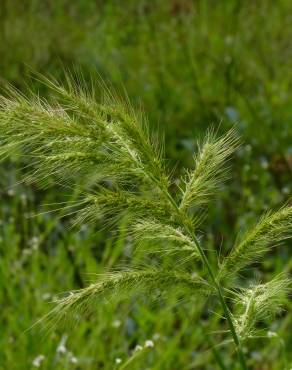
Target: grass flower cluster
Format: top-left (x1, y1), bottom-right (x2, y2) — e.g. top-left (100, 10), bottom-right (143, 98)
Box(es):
top-left (0, 76), bottom-right (291, 369)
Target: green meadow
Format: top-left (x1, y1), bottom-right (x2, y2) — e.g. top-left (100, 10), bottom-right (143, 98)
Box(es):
top-left (0, 1), bottom-right (291, 369)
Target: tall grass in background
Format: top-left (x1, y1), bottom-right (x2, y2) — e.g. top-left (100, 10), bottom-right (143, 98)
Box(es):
top-left (0, 77), bottom-right (291, 369)
top-left (1, 1), bottom-right (291, 368)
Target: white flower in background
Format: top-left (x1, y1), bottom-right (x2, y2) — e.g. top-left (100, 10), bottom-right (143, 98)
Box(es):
top-left (32, 355), bottom-right (45, 367)
top-left (115, 358), bottom-right (122, 364)
top-left (29, 236), bottom-right (40, 250)
top-left (152, 333), bottom-right (160, 341)
top-left (57, 344), bottom-right (66, 354)
top-left (20, 193), bottom-right (27, 203)
top-left (57, 334), bottom-right (68, 354)
top-left (42, 292), bottom-right (51, 301)
top-left (68, 352), bottom-right (78, 364)
top-left (134, 344), bottom-right (143, 352)
top-left (245, 144), bottom-right (252, 153)
top-left (267, 331), bottom-right (277, 338)
top-left (260, 156), bottom-right (269, 169)
top-left (111, 319), bottom-right (121, 328)
top-left (22, 248), bottom-right (33, 256)
top-left (144, 340), bottom-right (154, 348)
top-left (282, 186), bottom-right (290, 195)
top-left (7, 188), bottom-right (15, 196)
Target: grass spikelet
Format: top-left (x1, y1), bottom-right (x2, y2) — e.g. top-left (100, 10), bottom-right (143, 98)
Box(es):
top-left (0, 81), bottom-right (168, 192)
top-left (132, 219), bottom-right (200, 258)
top-left (219, 205), bottom-right (292, 279)
top-left (179, 128), bottom-right (240, 213)
top-left (44, 269), bottom-right (210, 328)
top-left (232, 274), bottom-right (291, 339)
top-left (75, 190), bottom-right (174, 227)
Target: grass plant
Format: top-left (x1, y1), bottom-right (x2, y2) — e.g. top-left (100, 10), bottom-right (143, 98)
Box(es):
top-left (0, 77), bottom-right (291, 369)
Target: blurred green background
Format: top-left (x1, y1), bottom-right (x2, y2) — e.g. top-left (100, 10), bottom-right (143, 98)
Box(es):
top-left (0, 1), bottom-right (291, 369)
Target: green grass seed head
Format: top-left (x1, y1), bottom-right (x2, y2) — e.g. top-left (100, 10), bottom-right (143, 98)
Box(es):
top-left (0, 76), bottom-right (291, 370)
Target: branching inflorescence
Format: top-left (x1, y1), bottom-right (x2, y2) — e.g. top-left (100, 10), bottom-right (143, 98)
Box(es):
top-left (0, 76), bottom-right (291, 369)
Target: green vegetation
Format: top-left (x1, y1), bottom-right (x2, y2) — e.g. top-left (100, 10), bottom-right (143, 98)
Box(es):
top-left (0, 1), bottom-right (291, 369)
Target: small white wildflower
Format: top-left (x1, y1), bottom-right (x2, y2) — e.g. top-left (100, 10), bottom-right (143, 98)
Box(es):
top-left (112, 319), bottom-right (121, 328)
top-left (20, 193), bottom-right (27, 204)
top-left (31, 236), bottom-right (40, 244)
top-left (282, 186), bottom-right (290, 195)
top-left (29, 236), bottom-right (40, 249)
top-left (245, 144), bottom-right (252, 153)
top-left (115, 358), bottom-right (122, 364)
top-left (23, 248), bottom-right (33, 256)
top-left (80, 224), bottom-right (88, 232)
top-left (42, 292), bottom-right (51, 301)
top-left (57, 334), bottom-right (68, 354)
top-left (152, 333), bottom-right (160, 341)
top-left (144, 340), bottom-right (154, 348)
top-left (57, 344), bottom-right (66, 354)
top-left (68, 352), bottom-right (78, 364)
top-left (260, 157), bottom-right (269, 169)
top-left (7, 188), bottom-right (15, 196)
top-left (134, 345), bottom-right (143, 352)
top-left (71, 356), bottom-right (78, 364)
top-left (267, 331), bottom-right (277, 338)
top-left (32, 355), bottom-right (45, 367)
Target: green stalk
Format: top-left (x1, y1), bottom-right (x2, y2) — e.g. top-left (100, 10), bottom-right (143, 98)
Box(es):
top-left (146, 168), bottom-right (248, 369)
top-left (189, 231), bottom-right (248, 370)
top-left (158, 183), bottom-right (248, 370)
